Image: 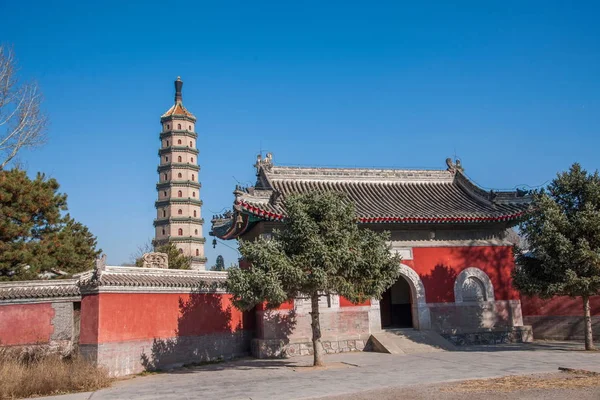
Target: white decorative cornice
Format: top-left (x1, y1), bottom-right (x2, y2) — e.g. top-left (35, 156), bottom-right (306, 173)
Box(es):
top-left (267, 166), bottom-right (454, 184)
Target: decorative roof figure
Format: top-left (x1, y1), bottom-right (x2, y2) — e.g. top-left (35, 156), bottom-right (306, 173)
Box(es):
top-left (161, 77), bottom-right (196, 120)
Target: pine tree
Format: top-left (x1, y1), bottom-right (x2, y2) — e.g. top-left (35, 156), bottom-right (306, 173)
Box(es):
top-left (227, 191), bottom-right (401, 366)
top-left (0, 169), bottom-right (101, 280)
top-left (513, 163), bottom-right (600, 350)
top-left (211, 255), bottom-right (225, 271)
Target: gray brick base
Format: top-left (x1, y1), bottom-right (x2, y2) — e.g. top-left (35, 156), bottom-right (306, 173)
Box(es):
top-left (252, 336), bottom-right (368, 358)
top-left (81, 330), bottom-right (252, 376)
top-left (441, 326), bottom-right (533, 346)
top-left (525, 316), bottom-right (600, 341)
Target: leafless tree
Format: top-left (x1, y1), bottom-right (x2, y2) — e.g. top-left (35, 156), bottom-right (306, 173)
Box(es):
top-left (0, 45), bottom-right (47, 170)
top-left (129, 240), bottom-right (155, 266)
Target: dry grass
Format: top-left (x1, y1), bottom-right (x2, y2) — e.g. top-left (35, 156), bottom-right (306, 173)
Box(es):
top-left (0, 346), bottom-right (112, 399)
top-left (442, 369), bottom-right (600, 393)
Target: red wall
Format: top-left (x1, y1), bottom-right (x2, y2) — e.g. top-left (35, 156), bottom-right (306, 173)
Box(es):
top-left (86, 292), bottom-right (247, 344)
top-left (80, 295), bottom-right (99, 345)
top-left (340, 297), bottom-right (371, 307)
top-left (521, 295), bottom-right (600, 317)
top-left (405, 246), bottom-right (518, 303)
top-left (0, 303), bottom-right (54, 346)
top-left (256, 300), bottom-right (294, 311)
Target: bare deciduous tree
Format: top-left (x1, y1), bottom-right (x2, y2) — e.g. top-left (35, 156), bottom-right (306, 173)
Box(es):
top-left (0, 45), bottom-right (47, 170)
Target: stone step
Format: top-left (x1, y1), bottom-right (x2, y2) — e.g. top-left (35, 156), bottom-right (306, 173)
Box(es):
top-left (368, 329), bottom-right (455, 355)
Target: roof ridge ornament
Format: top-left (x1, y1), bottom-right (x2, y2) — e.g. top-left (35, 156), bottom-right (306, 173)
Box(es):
top-left (254, 152), bottom-right (273, 174)
top-left (446, 158), bottom-right (464, 173)
top-left (174, 76), bottom-right (183, 104)
top-left (95, 254), bottom-right (106, 272)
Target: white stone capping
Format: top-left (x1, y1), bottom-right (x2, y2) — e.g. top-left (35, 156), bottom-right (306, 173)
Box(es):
top-left (268, 166), bottom-right (453, 183)
top-left (391, 246), bottom-right (413, 260)
top-left (454, 267), bottom-right (495, 303)
top-left (390, 239), bottom-right (514, 248)
top-left (83, 286), bottom-right (227, 294)
top-left (0, 296), bottom-right (82, 305)
top-left (0, 278), bottom-right (79, 288)
top-left (100, 265), bottom-right (227, 278)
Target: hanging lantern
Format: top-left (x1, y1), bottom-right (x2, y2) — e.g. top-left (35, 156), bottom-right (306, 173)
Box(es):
top-left (212, 238), bottom-right (217, 249)
top-left (236, 213), bottom-right (244, 228)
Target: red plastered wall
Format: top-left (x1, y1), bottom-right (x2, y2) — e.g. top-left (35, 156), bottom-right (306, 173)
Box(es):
top-left (339, 297), bottom-right (371, 307)
top-left (0, 303), bottom-right (54, 345)
top-left (255, 299), bottom-right (294, 311)
top-left (521, 295), bottom-right (600, 317)
top-left (89, 292), bottom-right (246, 344)
top-left (80, 294), bottom-right (99, 345)
top-left (406, 246), bottom-right (518, 303)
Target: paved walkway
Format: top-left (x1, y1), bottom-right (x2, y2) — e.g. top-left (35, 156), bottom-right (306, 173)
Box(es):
top-left (38, 342), bottom-right (600, 400)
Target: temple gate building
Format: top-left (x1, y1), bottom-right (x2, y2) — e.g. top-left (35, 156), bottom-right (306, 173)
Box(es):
top-left (154, 77), bottom-right (206, 270)
top-left (211, 154), bottom-right (534, 356)
top-left (2, 86), bottom-right (599, 377)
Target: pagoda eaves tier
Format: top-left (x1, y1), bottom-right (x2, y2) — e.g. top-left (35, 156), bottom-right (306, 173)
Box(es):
top-left (210, 154), bottom-right (531, 240)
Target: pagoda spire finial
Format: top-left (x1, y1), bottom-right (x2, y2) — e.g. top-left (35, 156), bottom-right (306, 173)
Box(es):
top-left (174, 76), bottom-right (183, 104)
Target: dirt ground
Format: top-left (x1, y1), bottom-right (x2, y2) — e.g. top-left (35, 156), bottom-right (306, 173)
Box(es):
top-left (315, 370), bottom-right (600, 400)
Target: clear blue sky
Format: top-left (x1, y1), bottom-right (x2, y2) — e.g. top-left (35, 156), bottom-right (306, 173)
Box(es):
top-left (1, 1), bottom-right (598, 266)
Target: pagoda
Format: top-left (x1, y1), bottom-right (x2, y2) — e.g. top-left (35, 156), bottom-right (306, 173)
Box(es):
top-left (154, 77), bottom-right (206, 270)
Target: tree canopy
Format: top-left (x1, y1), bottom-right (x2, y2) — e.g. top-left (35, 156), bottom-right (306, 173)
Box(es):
top-left (227, 191), bottom-right (401, 365)
top-left (211, 255), bottom-right (225, 271)
top-left (513, 163), bottom-right (600, 350)
top-left (0, 169), bottom-right (101, 280)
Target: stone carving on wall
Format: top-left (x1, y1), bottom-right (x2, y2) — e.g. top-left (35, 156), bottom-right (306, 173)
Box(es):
top-left (453, 267), bottom-right (495, 303)
top-left (141, 252), bottom-right (169, 269)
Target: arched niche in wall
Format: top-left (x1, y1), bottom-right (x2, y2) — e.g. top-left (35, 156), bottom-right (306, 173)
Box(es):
top-left (454, 267), bottom-right (495, 303)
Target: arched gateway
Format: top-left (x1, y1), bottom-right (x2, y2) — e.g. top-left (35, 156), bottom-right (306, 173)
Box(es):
top-left (380, 264), bottom-right (430, 330)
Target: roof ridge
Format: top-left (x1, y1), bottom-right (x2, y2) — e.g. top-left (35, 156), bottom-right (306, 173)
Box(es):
top-left (271, 165), bottom-right (449, 173)
top-left (265, 165), bottom-right (454, 183)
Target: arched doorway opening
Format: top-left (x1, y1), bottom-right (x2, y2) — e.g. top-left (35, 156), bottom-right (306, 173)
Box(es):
top-left (380, 276), bottom-right (413, 328)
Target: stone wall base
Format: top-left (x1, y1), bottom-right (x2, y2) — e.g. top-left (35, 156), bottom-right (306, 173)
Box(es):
top-left (524, 316), bottom-right (600, 341)
top-left (81, 330), bottom-right (252, 376)
top-left (440, 326), bottom-right (533, 346)
top-left (428, 300), bottom-right (524, 332)
top-left (252, 336), bottom-right (369, 358)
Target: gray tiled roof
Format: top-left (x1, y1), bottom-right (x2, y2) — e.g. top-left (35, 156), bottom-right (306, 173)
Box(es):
top-left (0, 279), bottom-right (80, 301)
top-left (210, 157), bottom-right (532, 239)
top-left (225, 159), bottom-right (530, 224)
top-left (78, 266), bottom-right (226, 291)
top-left (0, 267), bottom-right (227, 302)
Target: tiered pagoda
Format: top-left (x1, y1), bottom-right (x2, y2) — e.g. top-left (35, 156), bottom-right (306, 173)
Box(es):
top-left (154, 77), bottom-right (206, 270)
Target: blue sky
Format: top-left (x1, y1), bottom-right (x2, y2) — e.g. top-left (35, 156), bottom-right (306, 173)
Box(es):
top-left (1, 1), bottom-right (598, 266)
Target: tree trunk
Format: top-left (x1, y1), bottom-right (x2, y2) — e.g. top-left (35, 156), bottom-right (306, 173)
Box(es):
top-left (582, 296), bottom-right (595, 351)
top-left (310, 292), bottom-right (324, 366)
